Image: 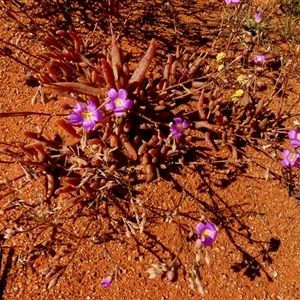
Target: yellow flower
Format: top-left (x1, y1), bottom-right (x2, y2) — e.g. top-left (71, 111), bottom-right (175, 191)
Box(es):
top-left (231, 89), bottom-right (244, 103)
top-left (216, 52), bottom-right (226, 63)
top-left (217, 64), bottom-right (224, 72)
top-left (236, 75), bottom-right (244, 84)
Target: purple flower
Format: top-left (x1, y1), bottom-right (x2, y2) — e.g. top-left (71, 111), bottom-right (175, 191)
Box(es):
top-left (288, 128), bottom-right (300, 147)
top-left (100, 275), bottom-right (113, 288)
top-left (105, 88), bottom-right (133, 117)
top-left (196, 221), bottom-right (218, 247)
top-left (225, 0), bottom-right (240, 4)
top-left (254, 12), bottom-right (263, 23)
top-left (253, 54), bottom-right (266, 63)
top-left (68, 100), bottom-right (103, 132)
top-left (170, 117), bottom-right (189, 138)
top-left (282, 150), bottom-right (300, 168)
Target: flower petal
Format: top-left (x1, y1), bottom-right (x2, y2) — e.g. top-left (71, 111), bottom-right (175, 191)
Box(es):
top-left (114, 107), bottom-right (125, 117)
top-left (288, 130), bottom-right (297, 140)
top-left (202, 236), bottom-right (215, 247)
top-left (82, 119), bottom-right (96, 132)
top-left (92, 109), bottom-right (103, 122)
top-left (123, 99), bottom-right (133, 110)
top-left (182, 120), bottom-right (190, 129)
top-left (100, 276), bottom-right (112, 288)
top-left (108, 88), bottom-right (118, 100)
top-left (170, 125), bottom-right (182, 138)
top-left (282, 149), bottom-right (290, 158)
top-left (195, 222), bottom-right (206, 235)
top-left (173, 117), bottom-right (182, 125)
top-left (86, 100), bottom-right (97, 111)
top-left (291, 139), bottom-right (300, 148)
top-left (68, 113), bottom-right (84, 125)
top-left (73, 102), bottom-right (85, 113)
top-left (105, 100), bottom-right (116, 111)
top-left (205, 222), bottom-right (216, 231)
top-left (281, 158), bottom-right (290, 167)
top-left (118, 89), bottom-right (128, 100)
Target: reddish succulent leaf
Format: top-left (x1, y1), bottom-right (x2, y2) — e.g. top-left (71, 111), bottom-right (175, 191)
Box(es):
top-left (57, 119), bottom-right (81, 138)
top-left (44, 82), bottom-right (101, 97)
top-left (128, 39), bottom-right (157, 92)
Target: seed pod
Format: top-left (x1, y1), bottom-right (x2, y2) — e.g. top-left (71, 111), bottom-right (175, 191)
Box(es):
top-left (212, 104), bottom-right (220, 114)
top-left (69, 195), bottom-right (85, 205)
top-left (123, 119), bottom-right (131, 132)
top-left (107, 165), bottom-right (116, 176)
top-left (215, 111), bottom-right (223, 125)
top-left (91, 157), bottom-right (102, 166)
top-left (82, 184), bottom-right (93, 198)
top-left (142, 152), bottom-right (151, 165)
top-left (213, 85), bottom-right (220, 99)
top-left (139, 123), bottom-right (152, 130)
top-left (255, 99), bottom-right (264, 115)
top-left (148, 148), bottom-right (159, 157)
top-left (146, 164), bottom-right (156, 182)
top-left (64, 178), bottom-right (80, 187)
top-left (241, 115), bottom-right (251, 126)
top-left (258, 118), bottom-right (268, 130)
top-left (178, 73), bottom-right (188, 83)
top-left (90, 182), bottom-right (102, 190)
top-left (185, 135), bottom-right (192, 143)
top-left (170, 60), bottom-right (178, 84)
top-left (164, 54), bottom-right (173, 81)
top-left (203, 65), bottom-right (210, 75)
top-left (248, 128), bottom-right (254, 137)
top-left (110, 133), bottom-right (118, 148)
top-left (222, 131), bottom-right (227, 142)
top-left (100, 178), bottom-right (108, 186)
top-left (89, 138), bottom-right (104, 148)
top-left (55, 185), bottom-right (77, 194)
top-left (132, 135), bottom-right (141, 148)
top-left (147, 135), bottom-right (159, 146)
top-left (46, 173), bottom-right (55, 198)
top-left (138, 142), bottom-right (149, 155)
top-left (166, 150), bottom-right (178, 158)
top-left (152, 157), bottom-right (158, 164)
top-left (235, 110), bottom-right (245, 121)
top-left (160, 144), bottom-right (169, 157)
top-left (69, 157), bottom-right (88, 167)
top-left (192, 81), bottom-right (206, 88)
top-left (208, 100), bottom-right (215, 111)
top-left (250, 118), bottom-right (257, 128)
top-left (153, 105), bottom-right (166, 111)
top-left (234, 124), bottom-right (241, 133)
top-left (222, 115), bottom-right (229, 124)
top-left (121, 135), bottom-right (138, 160)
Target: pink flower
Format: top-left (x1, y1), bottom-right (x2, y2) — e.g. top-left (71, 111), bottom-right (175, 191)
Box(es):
top-left (225, 0), bottom-right (240, 4)
top-left (288, 128), bottom-right (300, 147)
top-left (254, 12), bottom-right (263, 23)
top-left (282, 150), bottom-right (300, 168)
top-left (253, 54), bottom-right (266, 63)
top-left (100, 275), bottom-right (113, 288)
top-left (68, 100), bottom-right (103, 132)
top-left (196, 221), bottom-right (218, 247)
top-left (170, 117), bottom-right (189, 138)
top-left (105, 88), bottom-right (133, 117)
